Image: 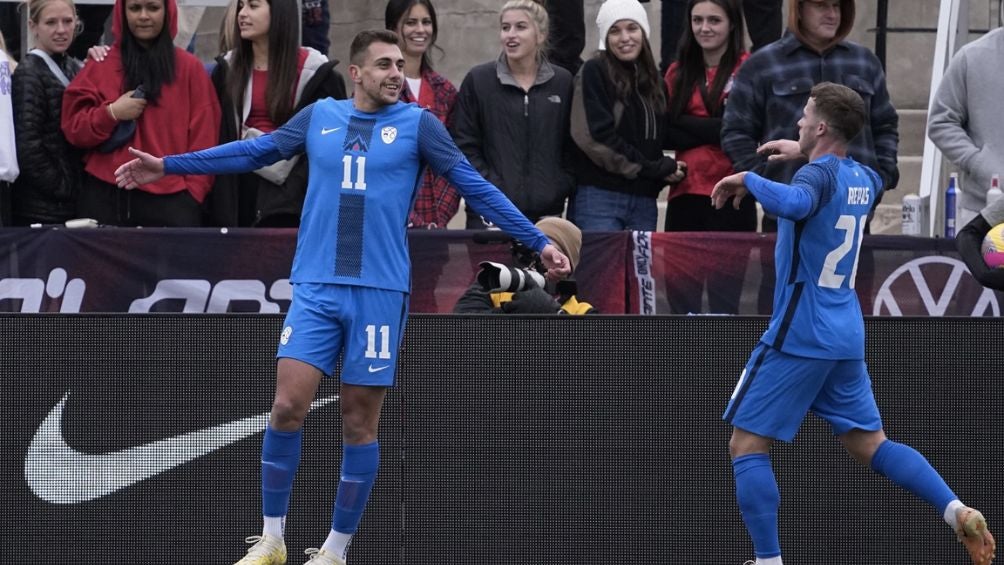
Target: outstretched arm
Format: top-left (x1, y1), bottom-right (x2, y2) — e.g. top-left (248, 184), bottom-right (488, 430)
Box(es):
top-left (115, 147), bottom-right (165, 188)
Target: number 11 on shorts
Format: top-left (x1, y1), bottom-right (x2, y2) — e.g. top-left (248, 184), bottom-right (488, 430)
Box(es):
top-left (365, 324), bottom-right (391, 360)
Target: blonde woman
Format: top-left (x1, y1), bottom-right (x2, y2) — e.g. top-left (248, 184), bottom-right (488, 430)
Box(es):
top-left (450, 0), bottom-right (575, 228)
top-left (12, 0), bottom-right (84, 225)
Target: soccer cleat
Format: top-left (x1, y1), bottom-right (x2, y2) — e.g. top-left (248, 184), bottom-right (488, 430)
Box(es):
top-left (233, 535), bottom-right (287, 565)
top-left (303, 547), bottom-right (346, 564)
top-left (956, 507), bottom-right (996, 565)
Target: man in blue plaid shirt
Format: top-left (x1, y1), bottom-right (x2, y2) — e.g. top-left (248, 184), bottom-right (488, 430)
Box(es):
top-left (721, 0), bottom-right (899, 231)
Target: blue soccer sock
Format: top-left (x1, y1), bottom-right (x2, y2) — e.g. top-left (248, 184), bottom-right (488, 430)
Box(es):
top-left (870, 439), bottom-right (958, 517)
top-left (261, 425), bottom-right (303, 529)
top-left (332, 442), bottom-right (380, 535)
top-left (733, 453), bottom-right (782, 559)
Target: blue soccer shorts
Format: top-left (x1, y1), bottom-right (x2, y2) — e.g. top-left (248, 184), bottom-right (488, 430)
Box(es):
top-left (722, 342), bottom-right (883, 442)
top-left (277, 282), bottom-right (408, 386)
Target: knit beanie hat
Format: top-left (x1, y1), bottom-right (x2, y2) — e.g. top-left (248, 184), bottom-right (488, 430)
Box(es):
top-left (536, 217), bottom-right (582, 271)
top-left (596, 0), bottom-right (651, 50)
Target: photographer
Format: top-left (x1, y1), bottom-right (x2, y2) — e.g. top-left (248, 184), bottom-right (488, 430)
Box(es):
top-left (454, 217), bottom-right (595, 315)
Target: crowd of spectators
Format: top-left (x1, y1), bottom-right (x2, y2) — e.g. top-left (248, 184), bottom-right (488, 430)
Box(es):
top-left (0, 0), bottom-right (905, 249)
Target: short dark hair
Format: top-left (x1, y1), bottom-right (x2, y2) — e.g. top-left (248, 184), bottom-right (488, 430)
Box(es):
top-left (810, 82), bottom-right (866, 142)
top-left (350, 29), bottom-right (401, 66)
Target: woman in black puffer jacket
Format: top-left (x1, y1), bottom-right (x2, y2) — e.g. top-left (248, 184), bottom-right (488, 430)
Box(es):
top-left (12, 0), bottom-right (84, 225)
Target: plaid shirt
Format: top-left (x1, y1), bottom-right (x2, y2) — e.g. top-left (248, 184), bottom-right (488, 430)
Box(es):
top-left (402, 68), bottom-right (461, 228)
top-left (721, 33), bottom-right (899, 190)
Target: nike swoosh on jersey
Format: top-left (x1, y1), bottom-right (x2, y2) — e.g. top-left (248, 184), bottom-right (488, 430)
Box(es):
top-left (25, 392), bottom-right (339, 505)
top-left (321, 127), bottom-right (341, 135)
top-left (368, 365), bottom-right (391, 373)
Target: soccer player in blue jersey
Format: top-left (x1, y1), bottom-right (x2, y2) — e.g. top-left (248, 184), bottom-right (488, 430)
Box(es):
top-left (711, 82), bottom-right (996, 565)
top-left (115, 29), bottom-right (570, 565)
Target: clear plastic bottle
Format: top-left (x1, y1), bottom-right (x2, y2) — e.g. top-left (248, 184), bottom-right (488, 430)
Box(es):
top-left (987, 174), bottom-right (1002, 208)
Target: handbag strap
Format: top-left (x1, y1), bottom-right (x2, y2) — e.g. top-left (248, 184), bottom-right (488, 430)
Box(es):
top-left (29, 49), bottom-right (70, 87)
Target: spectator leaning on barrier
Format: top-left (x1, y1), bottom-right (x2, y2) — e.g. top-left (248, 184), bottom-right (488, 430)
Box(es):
top-left (385, 0), bottom-right (460, 229)
top-left (61, 0), bottom-right (221, 227)
top-left (208, 0), bottom-right (346, 227)
top-left (12, 0), bottom-right (85, 226)
top-left (662, 0), bottom-right (750, 315)
top-left (454, 217), bottom-right (595, 314)
top-left (451, 0), bottom-right (575, 229)
top-left (0, 30), bottom-right (18, 227)
top-left (927, 27), bottom-right (1004, 228)
top-left (569, 0), bottom-right (685, 232)
top-left (721, 0), bottom-right (899, 234)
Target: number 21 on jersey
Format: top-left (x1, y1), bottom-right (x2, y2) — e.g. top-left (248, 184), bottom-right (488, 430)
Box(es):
top-left (818, 214), bottom-right (868, 289)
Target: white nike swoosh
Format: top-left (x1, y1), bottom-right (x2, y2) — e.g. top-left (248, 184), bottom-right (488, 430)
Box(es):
top-left (321, 127), bottom-right (341, 135)
top-left (25, 392), bottom-right (339, 505)
top-left (368, 365), bottom-right (390, 373)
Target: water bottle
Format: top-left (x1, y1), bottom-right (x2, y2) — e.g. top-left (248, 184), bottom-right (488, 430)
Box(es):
top-left (902, 193), bottom-right (921, 235)
top-left (987, 174), bottom-right (1003, 207)
top-left (945, 172), bottom-right (959, 238)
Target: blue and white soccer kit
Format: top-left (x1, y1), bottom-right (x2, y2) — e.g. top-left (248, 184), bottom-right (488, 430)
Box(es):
top-left (166, 99), bottom-right (548, 385)
top-left (723, 155), bottom-right (885, 440)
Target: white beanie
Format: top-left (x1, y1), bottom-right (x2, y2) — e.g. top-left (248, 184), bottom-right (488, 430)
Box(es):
top-left (596, 0), bottom-right (651, 50)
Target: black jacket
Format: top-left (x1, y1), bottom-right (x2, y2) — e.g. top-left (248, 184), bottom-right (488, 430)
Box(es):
top-left (207, 55), bottom-right (346, 227)
top-left (450, 56), bottom-right (576, 223)
top-left (570, 58), bottom-right (677, 198)
top-left (12, 52), bottom-right (83, 222)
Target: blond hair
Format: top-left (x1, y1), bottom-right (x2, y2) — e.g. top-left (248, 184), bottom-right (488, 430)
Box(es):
top-left (27, 0), bottom-right (77, 24)
top-left (500, 0), bottom-right (550, 60)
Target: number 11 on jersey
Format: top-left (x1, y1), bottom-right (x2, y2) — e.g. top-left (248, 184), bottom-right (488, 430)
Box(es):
top-left (342, 155), bottom-right (368, 190)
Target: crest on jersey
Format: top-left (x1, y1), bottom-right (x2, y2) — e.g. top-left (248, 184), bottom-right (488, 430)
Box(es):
top-left (381, 126), bottom-right (398, 144)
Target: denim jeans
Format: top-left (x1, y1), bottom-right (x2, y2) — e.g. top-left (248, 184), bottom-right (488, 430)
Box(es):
top-left (569, 185), bottom-right (658, 231)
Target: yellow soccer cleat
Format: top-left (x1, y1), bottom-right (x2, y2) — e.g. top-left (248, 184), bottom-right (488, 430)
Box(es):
top-left (234, 534), bottom-right (287, 565)
top-left (303, 547), bottom-right (346, 565)
top-left (956, 507), bottom-right (996, 565)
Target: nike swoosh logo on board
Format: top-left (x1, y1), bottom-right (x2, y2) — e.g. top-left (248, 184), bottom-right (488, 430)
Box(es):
top-left (25, 392), bottom-right (339, 504)
top-left (321, 127), bottom-right (341, 135)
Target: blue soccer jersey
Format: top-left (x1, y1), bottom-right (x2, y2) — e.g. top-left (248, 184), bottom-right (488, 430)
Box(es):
top-left (746, 155), bottom-right (883, 360)
top-left (165, 99), bottom-right (548, 292)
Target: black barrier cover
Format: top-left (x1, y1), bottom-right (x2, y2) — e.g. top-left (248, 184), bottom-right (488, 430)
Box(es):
top-left (3, 315), bottom-right (1002, 564)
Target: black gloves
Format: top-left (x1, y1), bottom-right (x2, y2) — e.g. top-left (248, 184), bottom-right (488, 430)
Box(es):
top-left (501, 287), bottom-right (562, 314)
top-left (956, 214), bottom-right (1004, 291)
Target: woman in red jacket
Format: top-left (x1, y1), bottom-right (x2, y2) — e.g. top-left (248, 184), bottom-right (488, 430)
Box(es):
top-left (663, 0), bottom-right (750, 314)
top-left (61, 0), bottom-right (221, 227)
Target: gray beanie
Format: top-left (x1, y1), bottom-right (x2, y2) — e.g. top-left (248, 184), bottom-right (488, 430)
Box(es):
top-left (596, 0), bottom-right (651, 50)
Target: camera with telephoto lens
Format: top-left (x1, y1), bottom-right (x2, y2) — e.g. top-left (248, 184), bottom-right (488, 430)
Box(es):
top-left (473, 232), bottom-right (546, 292)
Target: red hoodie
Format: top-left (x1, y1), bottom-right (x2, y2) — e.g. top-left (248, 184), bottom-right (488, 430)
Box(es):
top-left (61, 0), bottom-right (221, 203)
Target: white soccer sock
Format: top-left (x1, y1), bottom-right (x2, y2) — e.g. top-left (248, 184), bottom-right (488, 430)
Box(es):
top-left (758, 557), bottom-right (783, 565)
top-left (321, 529), bottom-right (353, 560)
top-left (263, 516), bottom-right (285, 539)
top-left (944, 499), bottom-right (965, 530)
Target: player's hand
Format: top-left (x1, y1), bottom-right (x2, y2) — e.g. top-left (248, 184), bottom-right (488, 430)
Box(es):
top-left (757, 139), bottom-right (801, 161)
top-left (115, 147), bottom-right (165, 189)
top-left (540, 243), bottom-right (571, 282)
top-left (109, 90), bottom-right (147, 121)
top-left (665, 160), bottom-right (687, 184)
top-left (711, 171), bottom-right (749, 210)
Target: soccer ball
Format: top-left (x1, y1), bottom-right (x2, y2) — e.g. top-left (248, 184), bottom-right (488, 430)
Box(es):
top-left (982, 223), bottom-right (1004, 268)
